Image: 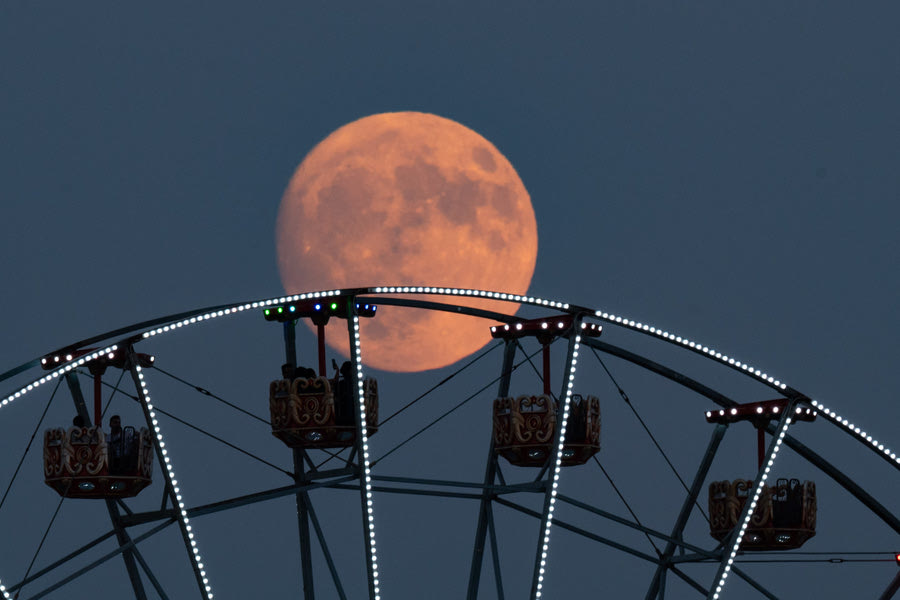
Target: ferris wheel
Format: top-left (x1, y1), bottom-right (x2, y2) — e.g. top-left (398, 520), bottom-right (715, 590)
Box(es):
top-left (1, 286), bottom-right (898, 599)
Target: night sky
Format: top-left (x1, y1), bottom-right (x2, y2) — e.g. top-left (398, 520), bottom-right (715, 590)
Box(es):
top-left (1, 4), bottom-right (898, 599)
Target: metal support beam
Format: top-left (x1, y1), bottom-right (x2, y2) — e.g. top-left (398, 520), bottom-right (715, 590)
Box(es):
top-left (283, 319), bottom-right (315, 598)
top-left (105, 500), bottom-right (149, 600)
top-left (283, 320), bottom-right (297, 371)
top-left (707, 399), bottom-right (798, 599)
top-left (64, 372), bottom-right (148, 600)
top-left (584, 337), bottom-right (900, 536)
top-left (487, 505), bottom-right (506, 600)
top-left (345, 297), bottom-right (378, 600)
top-left (307, 496), bottom-right (348, 600)
top-left (530, 316), bottom-right (582, 599)
top-left (646, 423), bottom-right (728, 600)
top-left (130, 545), bottom-right (170, 600)
top-left (6, 530), bottom-right (117, 594)
top-left (24, 518), bottom-right (175, 600)
top-left (467, 339), bottom-right (516, 599)
top-left (294, 448), bottom-right (315, 599)
top-left (124, 345), bottom-right (209, 598)
top-left (119, 475), bottom-right (358, 528)
top-left (878, 570), bottom-right (900, 600)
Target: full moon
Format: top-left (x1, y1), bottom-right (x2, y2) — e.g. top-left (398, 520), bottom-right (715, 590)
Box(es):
top-left (276, 112), bottom-right (537, 372)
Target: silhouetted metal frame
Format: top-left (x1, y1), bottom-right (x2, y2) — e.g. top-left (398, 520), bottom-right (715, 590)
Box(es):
top-left (706, 398), bottom-right (798, 599)
top-left (467, 338), bottom-right (516, 599)
top-left (63, 372), bottom-right (149, 600)
top-left (345, 296), bottom-right (379, 600)
top-left (124, 344), bottom-right (208, 598)
top-left (1, 289), bottom-right (898, 599)
top-left (645, 423), bottom-right (728, 600)
top-left (529, 315), bottom-right (582, 598)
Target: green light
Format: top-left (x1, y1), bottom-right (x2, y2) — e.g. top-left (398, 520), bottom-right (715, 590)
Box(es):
top-left (264, 309), bottom-right (270, 316)
top-left (330, 303), bottom-right (338, 310)
top-left (277, 307), bottom-right (283, 313)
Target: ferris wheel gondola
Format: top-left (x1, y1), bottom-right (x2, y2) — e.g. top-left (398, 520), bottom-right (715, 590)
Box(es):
top-left (0, 286), bottom-right (897, 600)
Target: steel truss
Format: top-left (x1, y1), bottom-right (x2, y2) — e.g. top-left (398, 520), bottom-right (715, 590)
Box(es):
top-left (1, 289), bottom-right (898, 599)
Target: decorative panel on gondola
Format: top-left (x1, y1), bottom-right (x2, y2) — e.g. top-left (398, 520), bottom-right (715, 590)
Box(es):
top-left (270, 375), bottom-right (379, 449)
top-left (709, 478), bottom-right (816, 551)
top-left (43, 424), bottom-right (154, 498)
top-left (493, 393), bottom-right (600, 467)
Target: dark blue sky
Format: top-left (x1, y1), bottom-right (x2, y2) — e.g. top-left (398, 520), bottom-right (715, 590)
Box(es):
top-left (1, 3), bottom-right (898, 599)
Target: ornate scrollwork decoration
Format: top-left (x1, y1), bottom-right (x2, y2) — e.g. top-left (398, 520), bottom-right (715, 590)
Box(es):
top-left (43, 428), bottom-right (66, 477)
top-left (364, 378), bottom-right (379, 431)
top-left (803, 481), bottom-right (817, 530)
top-left (64, 426), bottom-right (107, 476)
top-left (493, 397), bottom-right (514, 446)
top-left (140, 428), bottom-right (154, 477)
top-left (291, 376), bottom-right (334, 426)
top-left (513, 395), bottom-right (556, 444)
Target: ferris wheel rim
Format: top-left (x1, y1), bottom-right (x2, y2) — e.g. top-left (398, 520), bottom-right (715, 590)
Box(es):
top-left (1, 285), bottom-right (898, 600)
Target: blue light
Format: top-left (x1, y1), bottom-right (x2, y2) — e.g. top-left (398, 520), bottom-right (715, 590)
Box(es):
top-left (314, 304), bottom-right (321, 310)
top-left (289, 306), bottom-right (296, 312)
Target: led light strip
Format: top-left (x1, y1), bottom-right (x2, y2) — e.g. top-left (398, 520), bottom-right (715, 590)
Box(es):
top-left (3, 285), bottom-right (898, 598)
top-left (140, 290), bottom-right (344, 338)
top-left (810, 399), bottom-right (900, 467)
top-left (134, 365), bottom-right (214, 599)
top-left (373, 286), bottom-right (786, 390)
top-left (1, 345), bottom-right (119, 410)
top-left (710, 410), bottom-right (794, 599)
top-left (351, 315), bottom-right (381, 599)
top-left (533, 334), bottom-right (581, 599)
top-left (592, 310), bottom-right (789, 391)
top-left (3, 287), bottom-right (783, 409)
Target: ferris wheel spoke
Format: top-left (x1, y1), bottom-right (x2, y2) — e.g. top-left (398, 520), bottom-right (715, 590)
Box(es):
top-left (646, 423), bottom-right (728, 600)
top-left (16, 518), bottom-right (175, 600)
top-left (63, 371), bottom-right (148, 599)
top-left (467, 339), bottom-right (516, 599)
top-left (305, 497), bottom-right (348, 600)
top-left (494, 496), bottom-right (660, 564)
top-left (125, 346), bottom-right (213, 600)
top-left (530, 316), bottom-right (583, 600)
top-left (2, 286), bottom-right (898, 598)
top-left (708, 399), bottom-right (798, 599)
top-left (346, 301), bottom-right (380, 600)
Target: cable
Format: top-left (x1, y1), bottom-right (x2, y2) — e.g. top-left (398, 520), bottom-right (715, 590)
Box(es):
top-left (380, 341), bottom-right (501, 426)
top-left (14, 490), bottom-right (66, 599)
top-left (313, 447), bottom-right (354, 471)
top-left (152, 366), bottom-right (271, 425)
top-left (516, 339), bottom-right (557, 401)
top-left (99, 369), bottom-right (126, 422)
top-left (733, 558), bottom-right (896, 564)
top-left (590, 346), bottom-right (709, 523)
top-left (313, 341), bottom-right (506, 472)
top-left (0, 378), bottom-right (62, 513)
top-left (91, 375), bottom-right (293, 479)
top-left (593, 456), bottom-right (661, 555)
top-left (373, 345), bottom-right (545, 467)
